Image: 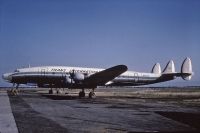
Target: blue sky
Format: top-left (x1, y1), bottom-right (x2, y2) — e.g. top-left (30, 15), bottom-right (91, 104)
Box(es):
top-left (0, 0), bottom-right (200, 87)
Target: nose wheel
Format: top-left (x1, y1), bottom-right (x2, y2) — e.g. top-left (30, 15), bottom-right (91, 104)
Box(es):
top-left (10, 84), bottom-right (19, 95)
top-left (89, 92), bottom-right (96, 98)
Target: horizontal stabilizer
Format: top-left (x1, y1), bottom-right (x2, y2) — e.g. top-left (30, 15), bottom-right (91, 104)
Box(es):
top-left (161, 57), bottom-right (193, 81)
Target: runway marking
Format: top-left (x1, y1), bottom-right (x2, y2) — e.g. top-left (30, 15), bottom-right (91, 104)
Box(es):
top-left (0, 91), bottom-right (18, 133)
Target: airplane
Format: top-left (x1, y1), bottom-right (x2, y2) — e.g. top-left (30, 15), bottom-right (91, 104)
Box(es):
top-left (2, 57), bottom-right (193, 98)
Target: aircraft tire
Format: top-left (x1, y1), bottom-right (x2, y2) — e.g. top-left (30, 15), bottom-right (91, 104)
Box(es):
top-left (49, 89), bottom-right (53, 94)
top-left (79, 91), bottom-right (85, 98)
top-left (89, 92), bottom-right (96, 98)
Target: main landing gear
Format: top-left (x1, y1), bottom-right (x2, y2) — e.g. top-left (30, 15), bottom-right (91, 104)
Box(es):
top-left (89, 89), bottom-right (96, 98)
top-left (78, 88), bottom-right (96, 98)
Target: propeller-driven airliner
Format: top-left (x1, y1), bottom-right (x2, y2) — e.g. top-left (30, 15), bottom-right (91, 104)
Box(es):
top-left (2, 57), bottom-right (193, 98)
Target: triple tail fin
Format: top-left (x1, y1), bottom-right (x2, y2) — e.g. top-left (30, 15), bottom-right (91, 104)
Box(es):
top-left (181, 57), bottom-right (193, 80)
top-left (161, 57), bottom-right (193, 81)
top-left (162, 60), bottom-right (175, 74)
top-left (151, 63), bottom-right (161, 74)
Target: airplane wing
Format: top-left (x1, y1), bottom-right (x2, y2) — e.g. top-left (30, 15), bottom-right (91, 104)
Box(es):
top-left (83, 65), bottom-right (128, 86)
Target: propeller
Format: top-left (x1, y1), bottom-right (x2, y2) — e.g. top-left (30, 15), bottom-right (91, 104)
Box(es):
top-left (69, 69), bottom-right (84, 83)
top-left (70, 69), bottom-right (75, 84)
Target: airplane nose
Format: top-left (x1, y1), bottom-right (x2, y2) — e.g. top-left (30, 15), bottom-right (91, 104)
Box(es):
top-left (2, 73), bottom-right (12, 82)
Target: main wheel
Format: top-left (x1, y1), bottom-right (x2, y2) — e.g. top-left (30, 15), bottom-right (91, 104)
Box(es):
top-left (79, 90), bottom-right (85, 98)
top-left (89, 92), bottom-right (96, 98)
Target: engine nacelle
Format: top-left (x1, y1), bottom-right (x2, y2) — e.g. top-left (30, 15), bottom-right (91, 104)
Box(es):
top-left (73, 73), bottom-right (85, 81)
top-left (66, 72), bottom-right (85, 84)
top-left (65, 77), bottom-right (72, 84)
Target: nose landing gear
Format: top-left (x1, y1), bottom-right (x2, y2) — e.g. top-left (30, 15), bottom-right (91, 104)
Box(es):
top-left (9, 84), bottom-right (19, 95)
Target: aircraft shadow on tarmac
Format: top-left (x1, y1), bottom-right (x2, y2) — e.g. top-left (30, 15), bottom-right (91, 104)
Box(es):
top-left (42, 94), bottom-right (79, 100)
top-left (156, 111), bottom-right (200, 131)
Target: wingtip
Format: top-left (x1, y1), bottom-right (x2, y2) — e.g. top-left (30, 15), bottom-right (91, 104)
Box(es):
top-left (109, 65), bottom-right (128, 72)
top-left (122, 65), bottom-right (128, 71)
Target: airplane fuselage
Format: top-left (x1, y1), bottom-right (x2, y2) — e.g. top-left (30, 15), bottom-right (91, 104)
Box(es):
top-left (2, 57), bottom-right (192, 90)
top-left (3, 66), bottom-right (170, 88)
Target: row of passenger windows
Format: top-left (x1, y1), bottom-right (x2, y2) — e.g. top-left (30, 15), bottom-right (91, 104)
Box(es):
top-left (69, 69), bottom-right (99, 73)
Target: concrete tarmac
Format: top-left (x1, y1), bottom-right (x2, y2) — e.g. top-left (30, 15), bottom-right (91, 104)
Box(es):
top-left (0, 91), bottom-right (18, 133)
top-left (1, 87), bottom-right (200, 133)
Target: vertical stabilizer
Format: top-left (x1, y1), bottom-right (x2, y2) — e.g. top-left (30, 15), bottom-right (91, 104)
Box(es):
top-left (162, 60), bottom-right (175, 73)
top-left (151, 63), bottom-right (161, 74)
top-left (181, 57), bottom-right (193, 80)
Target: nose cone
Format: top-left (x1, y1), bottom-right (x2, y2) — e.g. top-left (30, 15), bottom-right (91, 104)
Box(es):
top-left (2, 73), bottom-right (12, 82)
